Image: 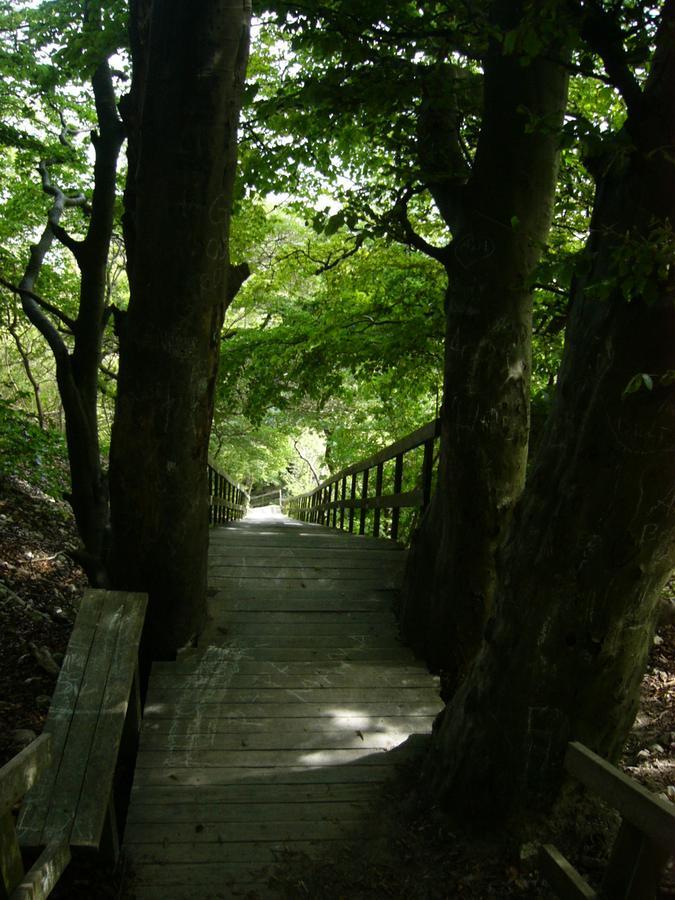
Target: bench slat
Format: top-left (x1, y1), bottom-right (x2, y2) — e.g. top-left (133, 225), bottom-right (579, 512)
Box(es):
top-left (71, 592), bottom-right (147, 848)
top-left (539, 844), bottom-right (597, 899)
top-left (565, 742), bottom-right (675, 854)
top-left (0, 737), bottom-right (51, 817)
top-left (40, 593), bottom-right (127, 848)
top-left (17, 594), bottom-right (105, 848)
top-left (10, 837), bottom-right (70, 900)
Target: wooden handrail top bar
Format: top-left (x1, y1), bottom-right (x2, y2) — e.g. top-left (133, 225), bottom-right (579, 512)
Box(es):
top-left (207, 457), bottom-right (250, 500)
top-left (290, 418), bottom-right (440, 501)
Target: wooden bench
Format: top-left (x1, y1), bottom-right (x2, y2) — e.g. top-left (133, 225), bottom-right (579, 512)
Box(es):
top-left (540, 741), bottom-right (675, 899)
top-left (1, 735), bottom-right (70, 899)
top-left (16, 590), bottom-right (147, 863)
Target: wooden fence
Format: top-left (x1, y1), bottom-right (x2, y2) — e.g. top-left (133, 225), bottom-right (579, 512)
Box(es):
top-left (249, 488), bottom-right (285, 509)
top-left (207, 459), bottom-right (249, 524)
top-left (284, 419), bottom-right (440, 542)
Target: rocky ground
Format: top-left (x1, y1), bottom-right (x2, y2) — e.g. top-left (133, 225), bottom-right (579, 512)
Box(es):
top-left (1, 473), bottom-right (673, 898)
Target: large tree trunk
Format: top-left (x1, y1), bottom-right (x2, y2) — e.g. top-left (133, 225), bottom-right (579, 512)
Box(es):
top-left (426, 1), bottom-right (675, 819)
top-left (399, 7), bottom-right (569, 684)
top-left (108, 0), bottom-right (252, 659)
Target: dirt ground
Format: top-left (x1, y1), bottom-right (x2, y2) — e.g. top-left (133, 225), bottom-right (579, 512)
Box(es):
top-left (1, 474), bottom-right (673, 898)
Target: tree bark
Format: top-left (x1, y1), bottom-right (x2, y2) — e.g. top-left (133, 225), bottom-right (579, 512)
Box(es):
top-left (426, 0), bottom-right (675, 819)
top-left (399, 5), bottom-right (569, 684)
top-left (108, 0), bottom-right (252, 659)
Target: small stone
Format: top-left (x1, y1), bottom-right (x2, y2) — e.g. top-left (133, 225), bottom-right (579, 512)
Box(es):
top-left (653, 634), bottom-right (664, 646)
top-left (667, 786), bottom-right (675, 802)
top-left (11, 729), bottom-right (36, 748)
top-left (650, 743), bottom-right (665, 754)
top-left (637, 749), bottom-right (651, 760)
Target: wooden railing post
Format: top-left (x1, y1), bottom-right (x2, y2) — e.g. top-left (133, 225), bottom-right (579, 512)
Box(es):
top-left (339, 476), bottom-right (347, 530)
top-left (422, 437), bottom-right (435, 512)
top-left (348, 473), bottom-right (357, 533)
top-left (391, 453), bottom-right (404, 541)
top-left (359, 467), bottom-right (369, 535)
top-left (373, 462), bottom-right (384, 538)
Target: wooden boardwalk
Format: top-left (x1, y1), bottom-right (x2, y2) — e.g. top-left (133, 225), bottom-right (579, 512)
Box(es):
top-left (123, 508), bottom-right (442, 898)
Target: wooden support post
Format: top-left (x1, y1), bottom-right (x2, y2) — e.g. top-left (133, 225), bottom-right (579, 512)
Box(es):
top-left (331, 482), bottom-right (338, 528)
top-left (359, 468), bottom-right (369, 536)
top-left (422, 438), bottom-right (434, 512)
top-left (373, 463), bottom-right (384, 538)
top-left (348, 473), bottom-right (357, 533)
top-left (391, 453), bottom-right (403, 541)
top-left (339, 476), bottom-right (346, 530)
top-left (602, 819), bottom-right (669, 899)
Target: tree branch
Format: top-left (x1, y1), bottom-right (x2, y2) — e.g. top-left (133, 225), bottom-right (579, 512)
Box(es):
top-left (293, 440), bottom-right (321, 488)
top-left (568, 0), bottom-right (642, 113)
top-left (390, 190), bottom-right (451, 265)
top-left (0, 277), bottom-right (77, 332)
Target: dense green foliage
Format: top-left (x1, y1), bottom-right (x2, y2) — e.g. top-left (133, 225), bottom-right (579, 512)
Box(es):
top-left (0, 0), bottom-right (668, 501)
top-left (0, 398), bottom-right (69, 497)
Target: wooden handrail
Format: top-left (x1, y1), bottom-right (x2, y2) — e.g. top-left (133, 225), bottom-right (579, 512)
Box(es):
top-left (284, 418), bottom-right (441, 542)
top-left (207, 459), bottom-right (249, 525)
top-left (249, 487), bottom-right (284, 508)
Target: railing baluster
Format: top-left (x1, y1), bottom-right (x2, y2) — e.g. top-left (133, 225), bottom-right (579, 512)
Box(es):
top-left (348, 473), bottom-right (357, 533)
top-left (422, 438), bottom-right (434, 512)
top-left (391, 453), bottom-right (403, 542)
top-left (359, 467), bottom-right (369, 535)
top-left (373, 462), bottom-right (384, 538)
top-left (339, 476), bottom-right (346, 531)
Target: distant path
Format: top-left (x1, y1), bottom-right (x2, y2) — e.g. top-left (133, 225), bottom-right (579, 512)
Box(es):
top-left (123, 508), bottom-right (442, 898)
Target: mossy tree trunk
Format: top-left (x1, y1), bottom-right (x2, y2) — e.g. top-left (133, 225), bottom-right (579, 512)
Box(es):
top-left (399, 2), bottom-right (569, 685)
top-left (107, 0), bottom-right (252, 658)
top-left (425, 0), bottom-right (675, 818)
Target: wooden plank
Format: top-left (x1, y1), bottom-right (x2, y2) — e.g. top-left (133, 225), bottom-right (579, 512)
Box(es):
top-left (210, 596), bottom-right (394, 612)
top-left (208, 550), bottom-right (405, 566)
top-left (124, 818), bottom-right (380, 845)
top-left (1, 811), bottom-right (23, 899)
top-left (217, 622), bottom-right (400, 636)
top-left (134, 746), bottom-right (418, 769)
top-left (128, 882), bottom-right (280, 900)
top-left (180, 636), bottom-right (404, 650)
top-left (128, 783), bottom-right (381, 807)
top-left (138, 730), bottom-right (417, 752)
top-left (208, 610), bottom-right (394, 623)
top-left (141, 715), bottom-right (437, 736)
top-left (148, 672), bottom-right (436, 689)
top-left (127, 800), bottom-right (371, 825)
top-left (144, 701), bottom-right (441, 719)
top-left (179, 648), bottom-right (413, 662)
top-left (131, 764), bottom-right (407, 788)
top-left (71, 591), bottom-right (147, 849)
top-left (602, 819), bottom-right (669, 899)
top-left (126, 836), bottom-right (365, 864)
top-left (151, 659), bottom-right (428, 676)
top-left (130, 862), bottom-right (277, 885)
top-left (17, 591), bottom-right (105, 848)
top-left (38, 592), bottom-right (123, 848)
top-left (145, 687), bottom-right (437, 704)
top-left (565, 742), bottom-right (675, 853)
top-left (11, 838), bottom-right (70, 900)
top-left (207, 567), bottom-right (403, 582)
top-left (539, 844), bottom-right (597, 899)
top-left (0, 736), bottom-right (51, 816)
